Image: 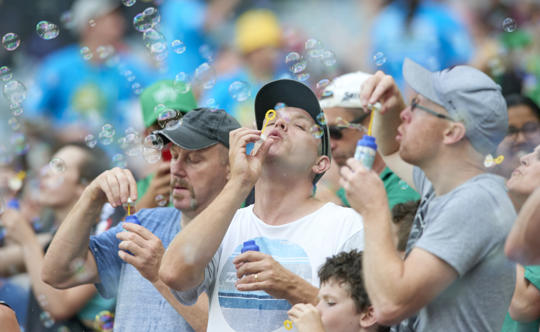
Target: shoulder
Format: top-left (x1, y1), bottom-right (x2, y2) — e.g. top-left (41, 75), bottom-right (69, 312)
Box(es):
top-left (318, 203), bottom-right (364, 223)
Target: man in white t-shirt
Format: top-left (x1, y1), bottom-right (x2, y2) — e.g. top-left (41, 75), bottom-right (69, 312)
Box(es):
top-left (160, 79), bottom-right (365, 332)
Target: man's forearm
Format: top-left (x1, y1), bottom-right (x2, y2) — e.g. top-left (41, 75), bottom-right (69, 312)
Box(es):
top-left (42, 190), bottom-right (101, 287)
top-left (373, 107), bottom-right (402, 156)
top-left (286, 277), bottom-right (319, 306)
top-left (160, 178), bottom-right (251, 290)
top-left (152, 280), bottom-right (208, 332)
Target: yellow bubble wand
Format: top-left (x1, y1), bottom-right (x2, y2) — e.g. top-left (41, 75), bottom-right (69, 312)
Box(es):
top-left (260, 109), bottom-right (276, 140)
top-left (366, 102), bottom-right (381, 136)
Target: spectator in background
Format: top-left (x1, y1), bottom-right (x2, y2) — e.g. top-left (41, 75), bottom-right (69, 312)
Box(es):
top-left (0, 143), bottom-right (114, 331)
top-left (201, 9), bottom-right (285, 127)
top-left (135, 79), bottom-right (197, 210)
top-left (370, 0), bottom-right (472, 92)
top-left (390, 200), bottom-right (419, 255)
top-left (341, 59), bottom-right (515, 331)
top-left (494, 94), bottom-right (540, 179)
top-left (43, 108), bottom-right (240, 332)
top-left (288, 250), bottom-right (389, 332)
top-left (501, 146), bottom-right (540, 332)
top-left (24, 0), bottom-right (154, 142)
top-left (318, 71), bottom-right (419, 209)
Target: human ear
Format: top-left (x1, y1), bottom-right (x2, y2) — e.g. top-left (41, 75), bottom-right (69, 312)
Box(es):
top-left (312, 155), bottom-right (331, 176)
top-left (359, 306), bottom-right (378, 329)
top-left (443, 122), bottom-right (466, 145)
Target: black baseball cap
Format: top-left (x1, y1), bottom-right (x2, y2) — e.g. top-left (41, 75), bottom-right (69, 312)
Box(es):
top-left (255, 79), bottom-right (331, 183)
top-left (155, 108), bottom-right (240, 150)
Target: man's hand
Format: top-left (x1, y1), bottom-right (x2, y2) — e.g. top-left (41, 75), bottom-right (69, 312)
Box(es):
top-left (136, 162), bottom-right (171, 209)
top-left (86, 168), bottom-right (138, 208)
top-left (288, 303), bottom-right (325, 332)
top-left (2, 208), bottom-right (35, 245)
top-left (234, 251), bottom-right (303, 300)
top-left (360, 70), bottom-right (406, 115)
top-left (340, 158), bottom-right (388, 217)
top-left (228, 128), bottom-right (274, 187)
top-left (116, 222), bottom-right (164, 283)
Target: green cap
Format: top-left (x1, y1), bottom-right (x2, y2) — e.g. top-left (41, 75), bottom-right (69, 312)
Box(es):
top-left (140, 80), bottom-right (197, 128)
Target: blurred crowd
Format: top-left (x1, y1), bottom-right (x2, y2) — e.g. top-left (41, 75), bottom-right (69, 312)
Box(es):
top-left (1, 0), bottom-right (540, 331)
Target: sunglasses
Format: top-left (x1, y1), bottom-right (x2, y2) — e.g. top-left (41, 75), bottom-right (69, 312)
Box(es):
top-left (507, 122), bottom-right (540, 137)
top-left (328, 121), bottom-right (366, 140)
top-left (411, 98), bottom-right (455, 121)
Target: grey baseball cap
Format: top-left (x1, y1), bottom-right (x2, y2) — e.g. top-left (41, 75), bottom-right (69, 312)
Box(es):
top-left (403, 58), bottom-right (508, 155)
top-left (155, 108), bottom-right (240, 150)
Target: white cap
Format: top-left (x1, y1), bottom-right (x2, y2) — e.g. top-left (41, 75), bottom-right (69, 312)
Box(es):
top-left (71, 0), bottom-right (120, 35)
top-left (319, 71), bottom-right (372, 109)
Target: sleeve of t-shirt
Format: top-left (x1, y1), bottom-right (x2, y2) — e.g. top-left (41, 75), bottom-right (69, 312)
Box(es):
top-left (89, 222), bottom-right (125, 299)
top-left (172, 246), bottom-right (221, 305)
top-left (338, 230), bottom-right (364, 253)
top-left (412, 190), bottom-right (503, 277)
top-left (524, 265), bottom-right (540, 291)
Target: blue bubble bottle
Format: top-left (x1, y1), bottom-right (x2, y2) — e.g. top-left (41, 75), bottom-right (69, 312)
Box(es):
top-left (241, 240), bottom-right (260, 253)
top-left (354, 135), bottom-right (377, 170)
top-left (124, 215), bottom-right (141, 225)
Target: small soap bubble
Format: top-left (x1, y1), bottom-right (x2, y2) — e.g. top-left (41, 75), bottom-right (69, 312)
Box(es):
top-left (37, 294), bottom-right (48, 308)
top-left (285, 51), bottom-right (301, 64)
top-left (98, 131), bottom-right (114, 146)
top-left (122, 0), bottom-right (136, 7)
top-left (194, 62), bottom-right (216, 90)
top-left (143, 133), bottom-right (164, 151)
top-left (155, 194), bottom-right (168, 207)
top-left (80, 46), bottom-right (93, 61)
top-left (503, 17), bottom-right (517, 32)
top-left (96, 45), bottom-right (114, 60)
top-left (157, 109), bottom-right (178, 128)
top-left (85, 134), bottom-right (97, 148)
top-left (126, 75), bottom-right (136, 82)
top-left (201, 97), bottom-right (218, 109)
top-left (275, 102), bottom-right (286, 110)
top-left (295, 72), bottom-right (310, 82)
top-left (0, 66), bottom-right (12, 81)
top-left (199, 44), bottom-right (214, 62)
top-left (36, 21), bottom-right (59, 40)
top-left (143, 29), bottom-right (167, 54)
top-left (2, 33), bottom-right (20, 51)
top-left (49, 158), bottom-right (66, 173)
top-left (131, 82), bottom-right (143, 95)
top-left (373, 52), bottom-right (386, 67)
top-left (40, 311), bottom-right (55, 328)
top-left (112, 154), bottom-right (127, 168)
top-left (3, 80), bottom-right (27, 105)
top-left (310, 124), bottom-right (324, 139)
top-left (88, 19), bottom-right (96, 28)
top-left (101, 123), bottom-right (115, 136)
top-left (8, 117), bottom-right (20, 131)
top-left (316, 79), bottom-right (330, 91)
top-left (285, 52), bottom-right (307, 74)
top-left (95, 311), bottom-right (114, 332)
top-left (228, 81), bottom-right (251, 102)
top-left (153, 103), bottom-right (167, 115)
top-left (322, 50), bottom-right (336, 66)
top-left (133, 7), bottom-right (160, 32)
top-left (11, 104), bottom-right (23, 116)
top-left (305, 39), bottom-right (324, 58)
top-left (316, 112), bottom-right (327, 126)
top-left (60, 11), bottom-right (74, 29)
top-left (143, 147), bottom-right (161, 163)
top-left (173, 72), bottom-right (191, 93)
top-left (171, 39), bottom-right (186, 54)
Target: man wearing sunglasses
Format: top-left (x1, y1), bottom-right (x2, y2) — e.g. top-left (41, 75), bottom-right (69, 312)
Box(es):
top-left (340, 59), bottom-right (516, 331)
top-left (319, 71), bottom-right (419, 210)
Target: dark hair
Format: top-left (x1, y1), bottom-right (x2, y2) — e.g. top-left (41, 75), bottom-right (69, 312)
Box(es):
top-left (505, 94), bottom-right (540, 120)
top-left (318, 250), bottom-right (369, 313)
top-left (391, 200), bottom-right (420, 251)
top-left (57, 142), bottom-right (110, 185)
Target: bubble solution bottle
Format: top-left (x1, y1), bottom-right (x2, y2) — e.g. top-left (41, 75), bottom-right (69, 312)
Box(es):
top-left (241, 240), bottom-right (260, 253)
top-left (354, 135), bottom-right (377, 170)
top-left (124, 215), bottom-right (141, 225)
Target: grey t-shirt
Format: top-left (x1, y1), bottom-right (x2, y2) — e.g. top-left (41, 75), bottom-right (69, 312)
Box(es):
top-left (394, 168), bottom-right (516, 332)
top-left (89, 207), bottom-right (195, 332)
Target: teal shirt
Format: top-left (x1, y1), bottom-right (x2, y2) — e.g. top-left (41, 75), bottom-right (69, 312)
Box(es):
top-left (501, 265), bottom-right (540, 332)
top-left (337, 167), bottom-right (420, 209)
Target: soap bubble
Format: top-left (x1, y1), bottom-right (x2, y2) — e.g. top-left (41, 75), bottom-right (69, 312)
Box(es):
top-left (96, 45), bottom-right (115, 60)
top-left (173, 72), bottom-right (191, 93)
top-left (88, 19), bottom-right (96, 28)
top-left (171, 39), bottom-right (186, 54)
top-left (49, 158), bottom-right (66, 173)
top-left (98, 126), bottom-right (115, 146)
top-left (316, 112), bottom-right (327, 126)
top-left (310, 124), bottom-right (323, 139)
top-left (144, 133), bottom-right (164, 151)
top-left (155, 194), bottom-right (168, 206)
top-left (101, 123), bottom-right (115, 136)
top-left (40, 311), bottom-right (55, 328)
top-left (228, 81), bottom-right (251, 102)
top-left (11, 104), bottom-right (23, 117)
top-left (199, 44), bottom-right (214, 62)
top-left (194, 62), bottom-right (216, 90)
top-left (0, 66), bottom-right (12, 81)
top-left (131, 82), bottom-right (143, 95)
top-left (80, 46), bottom-right (92, 61)
top-left (36, 21), bottom-right (59, 40)
top-left (285, 52), bottom-right (307, 74)
top-left (143, 29), bottom-right (167, 54)
top-left (3, 80), bottom-right (27, 105)
top-left (322, 50), bottom-right (336, 67)
top-left (373, 52), bottom-right (386, 67)
top-left (37, 294), bottom-right (48, 308)
top-left (133, 7), bottom-right (160, 32)
top-left (503, 17), bottom-right (517, 32)
top-left (157, 109), bottom-right (178, 128)
top-left (143, 147), bottom-right (161, 164)
top-left (8, 117), bottom-right (20, 131)
top-left (305, 38), bottom-right (324, 58)
top-left (112, 154), bottom-right (127, 168)
top-left (121, 128), bottom-right (142, 157)
top-left (85, 134), bottom-right (97, 148)
top-left (122, 0), bottom-right (136, 7)
top-left (295, 72), bottom-right (310, 82)
top-left (60, 11), bottom-right (74, 29)
top-left (275, 102), bottom-right (286, 110)
top-left (95, 311), bottom-right (114, 332)
top-left (2, 33), bottom-right (20, 51)
top-left (316, 79), bottom-right (330, 91)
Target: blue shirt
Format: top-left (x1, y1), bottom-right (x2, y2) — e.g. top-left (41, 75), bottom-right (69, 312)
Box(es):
top-left (89, 207), bottom-right (194, 332)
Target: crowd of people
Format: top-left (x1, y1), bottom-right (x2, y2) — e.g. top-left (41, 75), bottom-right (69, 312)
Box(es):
top-left (2, 0), bottom-right (540, 331)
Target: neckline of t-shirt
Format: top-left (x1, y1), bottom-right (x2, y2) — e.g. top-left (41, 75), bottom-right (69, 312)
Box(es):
top-left (248, 202), bottom-right (335, 228)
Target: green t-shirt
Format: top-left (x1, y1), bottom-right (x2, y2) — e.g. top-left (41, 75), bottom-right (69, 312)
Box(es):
top-left (501, 265), bottom-right (540, 332)
top-left (336, 167), bottom-right (420, 209)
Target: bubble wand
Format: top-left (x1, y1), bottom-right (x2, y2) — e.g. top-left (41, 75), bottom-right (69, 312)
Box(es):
top-left (260, 109), bottom-right (276, 140)
top-left (366, 102), bottom-right (381, 136)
